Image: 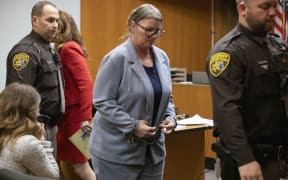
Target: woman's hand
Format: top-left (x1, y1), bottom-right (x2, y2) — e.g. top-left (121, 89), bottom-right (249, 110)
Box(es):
top-left (160, 118), bottom-right (175, 134)
top-left (38, 122), bottom-right (46, 140)
top-left (81, 120), bottom-right (92, 135)
top-left (134, 120), bottom-right (156, 138)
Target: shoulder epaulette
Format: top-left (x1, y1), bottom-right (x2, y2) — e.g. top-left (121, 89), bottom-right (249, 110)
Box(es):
top-left (224, 31), bottom-right (242, 47)
top-left (267, 33), bottom-right (288, 51)
top-left (268, 32), bottom-right (280, 38)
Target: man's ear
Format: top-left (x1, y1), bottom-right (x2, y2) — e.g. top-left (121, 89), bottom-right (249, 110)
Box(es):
top-left (238, 1), bottom-right (247, 17)
top-left (32, 16), bottom-right (38, 26)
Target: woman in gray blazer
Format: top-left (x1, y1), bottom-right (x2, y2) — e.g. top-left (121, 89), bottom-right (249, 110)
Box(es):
top-left (88, 3), bottom-right (177, 180)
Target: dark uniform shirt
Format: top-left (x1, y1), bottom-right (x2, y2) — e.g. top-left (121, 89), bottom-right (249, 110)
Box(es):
top-left (207, 23), bottom-right (288, 166)
top-left (6, 30), bottom-right (61, 126)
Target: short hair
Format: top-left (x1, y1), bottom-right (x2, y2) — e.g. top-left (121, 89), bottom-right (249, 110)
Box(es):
top-left (236, 0), bottom-right (246, 5)
top-left (0, 83), bottom-right (43, 151)
top-left (31, 1), bottom-right (57, 17)
top-left (127, 3), bottom-right (162, 26)
top-left (54, 10), bottom-right (88, 57)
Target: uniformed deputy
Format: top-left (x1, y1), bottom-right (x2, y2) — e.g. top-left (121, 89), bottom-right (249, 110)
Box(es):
top-left (5, 1), bottom-right (64, 155)
top-left (207, 0), bottom-right (288, 179)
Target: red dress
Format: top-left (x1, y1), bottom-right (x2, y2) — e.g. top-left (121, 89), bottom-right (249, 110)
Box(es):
top-left (56, 41), bottom-right (93, 163)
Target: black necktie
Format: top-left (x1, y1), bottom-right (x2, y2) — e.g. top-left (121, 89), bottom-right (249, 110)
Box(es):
top-left (49, 43), bottom-right (65, 114)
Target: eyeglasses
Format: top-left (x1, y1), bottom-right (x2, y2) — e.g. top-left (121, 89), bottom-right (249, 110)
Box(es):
top-left (135, 22), bottom-right (165, 36)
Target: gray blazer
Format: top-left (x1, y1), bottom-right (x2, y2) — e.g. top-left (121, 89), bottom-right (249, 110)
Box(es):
top-left (88, 38), bottom-right (176, 165)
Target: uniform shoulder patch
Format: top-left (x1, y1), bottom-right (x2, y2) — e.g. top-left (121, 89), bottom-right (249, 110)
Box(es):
top-left (12, 53), bottom-right (30, 71)
top-left (209, 52), bottom-right (230, 77)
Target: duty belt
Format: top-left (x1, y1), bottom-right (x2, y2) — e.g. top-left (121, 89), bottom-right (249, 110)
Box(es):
top-left (253, 144), bottom-right (288, 163)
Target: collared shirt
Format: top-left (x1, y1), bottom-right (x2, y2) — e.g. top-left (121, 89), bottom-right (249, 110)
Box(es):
top-left (6, 30), bottom-right (61, 125)
top-left (207, 23), bottom-right (288, 165)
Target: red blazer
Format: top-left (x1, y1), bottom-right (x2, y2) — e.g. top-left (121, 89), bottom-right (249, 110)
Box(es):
top-left (59, 41), bottom-right (93, 121)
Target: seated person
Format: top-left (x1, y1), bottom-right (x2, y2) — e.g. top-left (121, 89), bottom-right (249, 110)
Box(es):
top-left (0, 83), bottom-right (59, 179)
top-left (0, 169), bottom-right (54, 180)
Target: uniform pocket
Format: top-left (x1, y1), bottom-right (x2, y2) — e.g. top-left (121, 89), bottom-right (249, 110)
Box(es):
top-left (249, 59), bottom-right (280, 96)
top-left (41, 62), bottom-right (59, 88)
top-left (42, 61), bottom-right (57, 72)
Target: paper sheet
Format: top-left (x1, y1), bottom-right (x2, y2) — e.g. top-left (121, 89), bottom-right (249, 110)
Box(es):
top-left (69, 129), bottom-right (91, 159)
top-left (176, 114), bottom-right (213, 126)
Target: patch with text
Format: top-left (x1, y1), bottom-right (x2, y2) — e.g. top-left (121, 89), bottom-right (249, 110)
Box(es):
top-left (209, 52), bottom-right (230, 77)
top-left (12, 53), bottom-right (30, 71)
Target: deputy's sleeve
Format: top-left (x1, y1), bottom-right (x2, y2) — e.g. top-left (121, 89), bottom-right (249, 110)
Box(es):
top-left (207, 50), bottom-right (255, 166)
top-left (6, 52), bottom-right (38, 86)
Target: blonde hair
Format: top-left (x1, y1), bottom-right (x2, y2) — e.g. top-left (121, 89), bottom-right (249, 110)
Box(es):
top-left (54, 10), bottom-right (88, 57)
top-left (0, 83), bottom-right (43, 151)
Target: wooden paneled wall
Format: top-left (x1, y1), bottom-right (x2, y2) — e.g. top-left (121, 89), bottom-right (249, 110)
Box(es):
top-left (81, 0), bottom-right (237, 80)
top-left (214, 0), bottom-right (238, 41)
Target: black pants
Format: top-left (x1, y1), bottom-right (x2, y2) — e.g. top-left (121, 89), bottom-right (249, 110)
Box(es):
top-left (220, 158), bottom-right (240, 180)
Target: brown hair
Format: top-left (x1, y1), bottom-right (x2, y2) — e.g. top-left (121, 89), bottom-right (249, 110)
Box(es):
top-left (0, 83), bottom-right (43, 151)
top-left (31, 1), bottom-right (56, 17)
top-left (54, 10), bottom-right (88, 57)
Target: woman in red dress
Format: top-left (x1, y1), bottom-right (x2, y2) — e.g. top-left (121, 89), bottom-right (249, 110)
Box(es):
top-left (54, 10), bottom-right (95, 180)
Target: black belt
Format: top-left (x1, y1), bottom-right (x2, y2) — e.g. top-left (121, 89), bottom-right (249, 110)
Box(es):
top-left (253, 144), bottom-right (288, 162)
top-left (128, 131), bottom-right (161, 145)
